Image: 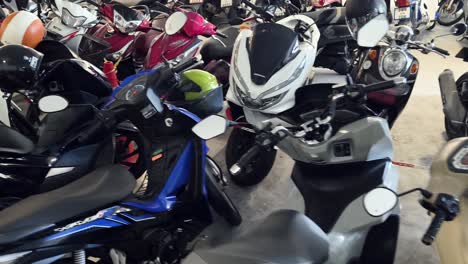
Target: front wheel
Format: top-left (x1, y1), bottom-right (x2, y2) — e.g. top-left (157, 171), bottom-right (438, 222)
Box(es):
top-left (225, 127), bottom-right (277, 187)
top-left (436, 0), bottom-right (465, 26)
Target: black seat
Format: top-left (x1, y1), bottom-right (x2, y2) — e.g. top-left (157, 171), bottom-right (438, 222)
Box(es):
top-left (200, 26), bottom-right (239, 63)
top-left (0, 123), bottom-right (34, 155)
top-left (185, 210), bottom-right (329, 264)
top-left (303, 7), bottom-right (346, 28)
top-left (0, 165), bottom-right (135, 244)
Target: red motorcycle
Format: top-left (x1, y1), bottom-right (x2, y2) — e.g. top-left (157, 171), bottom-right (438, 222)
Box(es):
top-left (85, 1), bottom-right (159, 79)
top-left (140, 9), bottom-right (226, 70)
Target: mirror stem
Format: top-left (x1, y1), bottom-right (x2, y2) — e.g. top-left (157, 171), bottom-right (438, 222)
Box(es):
top-left (398, 188), bottom-right (433, 199)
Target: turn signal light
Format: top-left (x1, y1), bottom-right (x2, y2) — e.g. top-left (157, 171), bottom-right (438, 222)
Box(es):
top-left (410, 62), bottom-right (419, 75)
top-left (368, 49), bottom-right (378, 60)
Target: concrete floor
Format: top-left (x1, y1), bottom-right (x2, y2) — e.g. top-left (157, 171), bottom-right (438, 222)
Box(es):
top-left (205, 26), bottom-right (467, 263)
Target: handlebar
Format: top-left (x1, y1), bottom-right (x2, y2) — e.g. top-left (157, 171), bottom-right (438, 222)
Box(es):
top-left (229, 144), bottom-right (261, 175)
top-left (422, 210), bottom-right (446, 245)
top-left (432, 46), bottom-right (450, 56)
top-left (420, 193), bottom-right (460, 246)
top-left (361, 78), bottom-right (407, 93)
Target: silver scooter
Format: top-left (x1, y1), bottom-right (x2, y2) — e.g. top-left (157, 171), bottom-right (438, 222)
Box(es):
top-left (185, 81), bottom-right (460, 263)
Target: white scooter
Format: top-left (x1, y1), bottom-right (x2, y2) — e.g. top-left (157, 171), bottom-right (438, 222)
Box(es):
top-left (45, 0), bottom-right (98, 54)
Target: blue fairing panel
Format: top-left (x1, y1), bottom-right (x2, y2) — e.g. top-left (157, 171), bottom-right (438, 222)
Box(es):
top-left (123, 141), bottom-right (194, 212)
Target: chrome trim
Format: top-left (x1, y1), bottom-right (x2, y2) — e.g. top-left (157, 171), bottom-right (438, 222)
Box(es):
top-left (378, 47), bottom-right (411, 80)
top-left (46, 167), bottom-right (75, 178)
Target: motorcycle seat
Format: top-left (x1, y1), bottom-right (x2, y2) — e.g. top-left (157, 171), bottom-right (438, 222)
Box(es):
top-left (0, 165), bottom-right (135, 244)
top-left (184, 210), bottom-right (329, 264)
top-left (303, 7), bottom-right (346, 28)
top-left (200, 26), bottom-right (240, 63)
top-left (0, 123), bottom-right (34, 155)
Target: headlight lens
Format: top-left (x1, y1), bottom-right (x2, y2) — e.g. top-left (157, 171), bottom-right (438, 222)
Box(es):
top-left (451, 144), bottom-right (468, 172)
top-left (62, 8), bottom-right (87, 28)
top-left (382, 50), bottom-right (407, 77)
top-left (114, 12), bottom-right (140, 33)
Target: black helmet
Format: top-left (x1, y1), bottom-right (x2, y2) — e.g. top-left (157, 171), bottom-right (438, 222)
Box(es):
top-left (345, 0), bottom-right (389, 47)
top-left (0, 44), bottom-right (43, 92)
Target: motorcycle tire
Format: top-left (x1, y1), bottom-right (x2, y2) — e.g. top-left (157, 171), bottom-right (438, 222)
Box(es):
top-left (225, 127), bottom-right (277, 187)
top-left (436, 0), bottom-right (465, 26)
top-left (206, 159), bottom-right (242, 226)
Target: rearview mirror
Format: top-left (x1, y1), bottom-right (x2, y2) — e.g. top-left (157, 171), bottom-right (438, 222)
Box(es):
top-left (363, 187), bottom-right (398, 217)
top-left (165, 11), bottom-right (187, 36)
top-left (192, 115), bottom-right (227, 140)
top-left (451, 23), bottom-right (467, 36)
top-left (38, 95), bottom-right (69, 113)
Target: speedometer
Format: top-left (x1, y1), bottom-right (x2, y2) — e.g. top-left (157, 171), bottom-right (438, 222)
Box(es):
top-left (124, 84), bottom-right (146, 100)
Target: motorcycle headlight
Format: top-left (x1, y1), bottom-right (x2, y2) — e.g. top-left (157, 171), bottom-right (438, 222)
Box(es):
top-left (232, 40), bottom-right (305, 110)
top-left (61, 8), bottom-right (87, 28)
top-left (114, 12), bottom-right (140, 33)
top-left (382, 50), bottom-right (407, 77)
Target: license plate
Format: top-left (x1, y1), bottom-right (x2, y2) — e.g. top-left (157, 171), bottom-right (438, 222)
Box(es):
top-left (394, 7), bottom-right (410, 20)
top-left (220, 0), bottom-right (232, 7)
top-left (189, 0), bottom-right (203, 4)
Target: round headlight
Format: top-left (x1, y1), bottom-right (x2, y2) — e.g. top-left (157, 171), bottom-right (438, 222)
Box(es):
top-left (382, 50), bottom-right (407, 77)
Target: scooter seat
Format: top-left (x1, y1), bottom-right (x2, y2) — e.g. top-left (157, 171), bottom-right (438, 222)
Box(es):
top-left (200, 26), bottom-right (240, 63)
top-left (184, 210), bottom-right (329, 264)
top-left (0, 165), bottom-right (135, 244)
top-left (0, 123), bottom-right (34, 155)
top-left (303, 7), bottom-right (346, 28)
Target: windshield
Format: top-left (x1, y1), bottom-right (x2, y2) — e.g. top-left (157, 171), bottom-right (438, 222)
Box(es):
top-left (248, 23), bottom-right (299, 85)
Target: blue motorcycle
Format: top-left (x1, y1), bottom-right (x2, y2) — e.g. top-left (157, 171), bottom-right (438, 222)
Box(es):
top-left (0, 65), bottom-right (241, 263)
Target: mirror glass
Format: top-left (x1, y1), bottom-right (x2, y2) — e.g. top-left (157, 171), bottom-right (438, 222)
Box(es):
top-left (38, 95), bottom-right (69, 113)
top-left (192, 115), bottom-right (227, 140)
top-left (451, 23), bottom-right (467, 36)
top-left (357, 14), bottom-right (389, 47)
top-left (164, 12), bottom-right (187, 35)
top-left (364, 187), bottom-right (398, 217)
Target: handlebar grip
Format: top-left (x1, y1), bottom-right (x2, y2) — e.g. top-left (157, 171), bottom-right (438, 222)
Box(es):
top-left (433, 47), bottom-right (450, 56)
top-left (422, 210), bottom-right (447, 245)
top-left (229, 144), bottom-right (261, 176)
top-left (362, 78), bottom-right (407, 93)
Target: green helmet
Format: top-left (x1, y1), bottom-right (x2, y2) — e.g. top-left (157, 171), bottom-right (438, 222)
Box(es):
top-left (169, 69), bottom-right (223, 118)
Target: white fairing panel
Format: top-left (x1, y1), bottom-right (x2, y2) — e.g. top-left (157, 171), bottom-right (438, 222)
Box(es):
top-left (46, 17), bottom-right (77, 37)
top-left (243, 109), bottom-right (394, 164)
top-left (227, 15), bottom-right (320, 114)
top-left (62, 1), bottom-right (97, 24)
